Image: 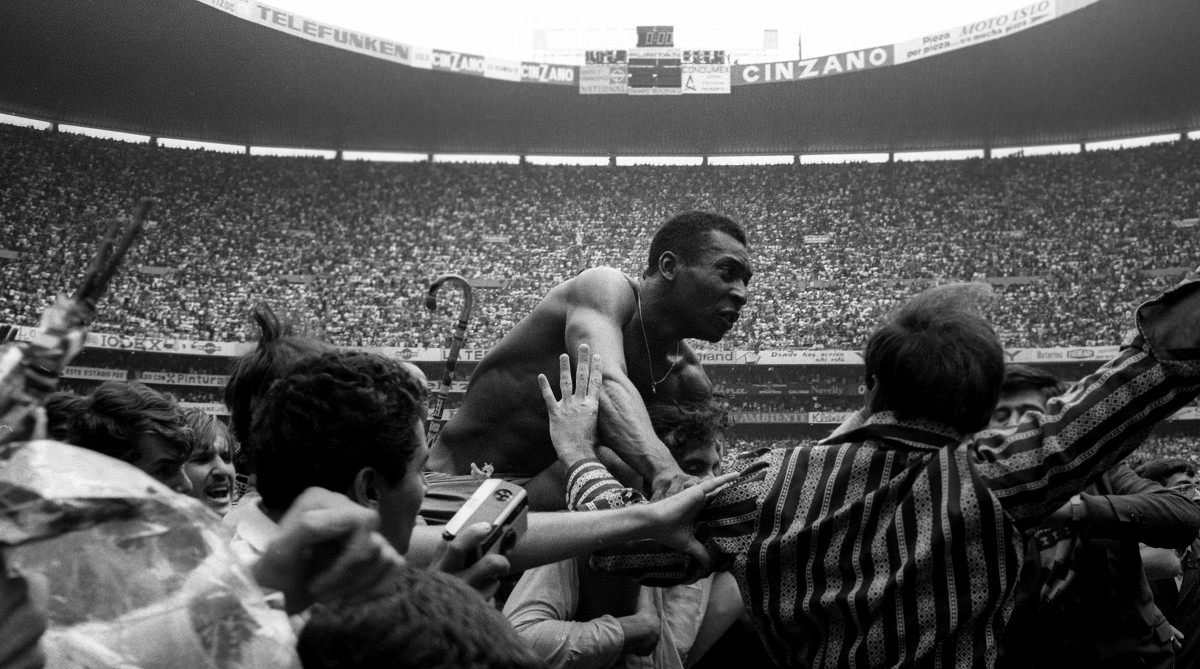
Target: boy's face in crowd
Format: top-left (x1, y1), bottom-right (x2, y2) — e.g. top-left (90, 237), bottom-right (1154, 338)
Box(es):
top-left (131, 434), bottom-right (192, 494)
top-left (184, 435), bottom-right (236, 516)
top-left (677, 441), bottom-right (722, 480)
top-left (988, 389), bottom-right (1049, 431)
top-left (374, 421), bottom-right (429, 554)
top-left (1164, 470), bottom-right (1200, 502)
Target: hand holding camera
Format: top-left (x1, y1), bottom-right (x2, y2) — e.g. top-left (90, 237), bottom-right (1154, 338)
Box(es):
top-left (444, 479), bottom-right (528, 575)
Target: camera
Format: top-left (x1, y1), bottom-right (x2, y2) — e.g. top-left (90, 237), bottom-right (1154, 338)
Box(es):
top-left (441, 479), bottom-right (529, 566)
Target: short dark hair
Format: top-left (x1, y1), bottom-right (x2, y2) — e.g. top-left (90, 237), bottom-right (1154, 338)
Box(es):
top-left (181, 407), bottom-right (234, 463)
top-left (250, 350), bottom-right (428, 513)
top-left (1135, 458), bottom-right (1197, 485)
top-left (645, 211), bottom-right (747, 276)
top-left (224, 303), bottom-right (333, 469)
top-left (863, 283), bottom-right (1005, 434)
top-left (66, 381), bottom-right (192, 464)
top-left (298, 566), bottom-right (547, 669)
top-left (649, 399), bottom-right (731, 459)
top-left (1001, 364), bottom-right (1068, 403)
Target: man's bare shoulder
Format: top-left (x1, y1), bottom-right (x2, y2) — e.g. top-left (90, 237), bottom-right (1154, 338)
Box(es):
top-left (566, 267), bottom-right (634, 291)
top-left (556, 267), bottom-right (637, 309)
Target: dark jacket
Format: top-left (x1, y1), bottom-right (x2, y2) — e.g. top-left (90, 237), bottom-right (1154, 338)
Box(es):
top-left (1001, 464), bottom-right (1200, 668)
top-left (1151, 537), bottom-right (1200, 669)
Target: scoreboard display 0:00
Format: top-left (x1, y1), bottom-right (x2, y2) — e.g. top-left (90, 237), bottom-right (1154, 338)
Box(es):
top-left (636, 25), bottom-right (674, 48)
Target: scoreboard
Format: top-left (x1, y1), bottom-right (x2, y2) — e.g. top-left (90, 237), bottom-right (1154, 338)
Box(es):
top-left (682, 50), bottom-right (726, 65)
top-left (584, 50), bottom-right (627, 64)
top-left (628, 50), bottom-right (682, 93)
top-left (580, 27), bottom-right (731, 95)
top-left (636, 25), bottom-right (674, 48)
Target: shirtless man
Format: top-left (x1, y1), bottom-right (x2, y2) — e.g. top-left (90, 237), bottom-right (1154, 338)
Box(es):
top-left (424, 211), bottom-right (751, 515)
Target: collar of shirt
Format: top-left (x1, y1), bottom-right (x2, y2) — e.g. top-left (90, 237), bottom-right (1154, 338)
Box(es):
top-left (820, 410), bottom-right (963, 451)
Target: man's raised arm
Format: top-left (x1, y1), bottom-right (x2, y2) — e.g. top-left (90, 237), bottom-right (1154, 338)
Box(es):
top-left (561, 268), bottom-right (695, 498)
top-left (975, 271), bottom-right (1200, 528)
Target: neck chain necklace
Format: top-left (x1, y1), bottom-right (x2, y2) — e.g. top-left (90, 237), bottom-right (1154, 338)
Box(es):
top-left (636, 287), bottom-right (680, 397)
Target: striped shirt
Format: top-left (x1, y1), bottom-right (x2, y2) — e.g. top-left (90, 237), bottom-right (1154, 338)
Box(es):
top-left (568, 279), bottom-right (1200, 669)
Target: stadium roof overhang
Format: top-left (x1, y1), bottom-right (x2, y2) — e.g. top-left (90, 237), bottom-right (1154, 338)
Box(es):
top-left (1, 0), bottom-right (1197, 155)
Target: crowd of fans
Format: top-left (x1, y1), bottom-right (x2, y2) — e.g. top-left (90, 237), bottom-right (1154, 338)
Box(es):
top-left (2, 125), bottom-right (1199, 351)
top-left (1127, 436), bottom-right (1200, 470)
top-left (4, 124), bottom-right (1200, 669)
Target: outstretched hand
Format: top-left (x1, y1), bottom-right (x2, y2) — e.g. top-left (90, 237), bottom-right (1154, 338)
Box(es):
top-left (650, 470), bottom-right (703, 501)
top-left (650, 470), bottom-right (741, 571)
top-left (538, 344), bottom-right (603, 468)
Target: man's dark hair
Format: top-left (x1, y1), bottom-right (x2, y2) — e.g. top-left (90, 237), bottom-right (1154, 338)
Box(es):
top-left (1135, 457), bottom-right (1197, 485)
top-left (649, 399), bottom-right (732, 459)
top-left (863, 283), bottom-right (1005, 434)
top-left (1001, 364), bottom-right (1068, 403)
top-left (645, 210), bottom-right (747, 276)
top-left (250, 350), bottom-right (428, 513)
top-left (298, 566), bottom-right (547, 669)
top-left (65, 381), bottom-right (192, 463)
top-left (224, 303), bottom-right (333, 470)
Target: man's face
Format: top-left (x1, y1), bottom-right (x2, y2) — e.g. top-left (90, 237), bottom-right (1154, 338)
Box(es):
top-left (988, 389), bottom-right (1048, 431)
top-left (1164, 471), bottom-right (1200, 502)
top-left (677, 442), bottom-right (722, 480)
top-left (674, 230), bottom-right (752, 343)
top-left (183, 435), bottom-right (236, 516)
top-left (131, 434), bottom-right (192, 494)
top-left (374, 422), bottom-right (429, 555)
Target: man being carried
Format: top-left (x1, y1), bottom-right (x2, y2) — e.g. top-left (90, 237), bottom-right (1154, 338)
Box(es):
top-left (425, 210), bottom-right (752, 516)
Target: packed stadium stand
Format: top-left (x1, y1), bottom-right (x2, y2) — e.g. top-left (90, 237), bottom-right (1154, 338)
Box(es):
top-left (4, 124), bottom-right (1199, 350)
top-left (2, 0), bottom-right (1197, 465)
top-left (2, 125), bottom-right (1198, 463)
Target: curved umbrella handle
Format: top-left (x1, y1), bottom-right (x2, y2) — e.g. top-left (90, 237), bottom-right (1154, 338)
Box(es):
top-left (424, 274), bottom-right (473, 448)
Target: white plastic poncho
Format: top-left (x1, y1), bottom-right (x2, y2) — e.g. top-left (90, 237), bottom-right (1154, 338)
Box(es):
top-left (0, 440), bottom-right (299, 669)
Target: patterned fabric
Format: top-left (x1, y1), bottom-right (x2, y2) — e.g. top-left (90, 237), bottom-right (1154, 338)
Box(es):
top-left (566, 458), bottom-right (646, 511)
top-left (569, 278), bottom-right (1200, 669)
